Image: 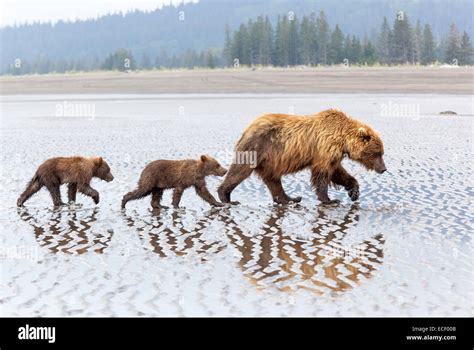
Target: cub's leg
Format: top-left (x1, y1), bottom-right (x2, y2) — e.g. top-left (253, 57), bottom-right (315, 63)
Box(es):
top-left (311, 169), bottom-right (340, 205)
top-left (45, 182), bottom-right (64, 207)
top-left (331, 165), bottom-right (359, 201)
top-left (68, 183), bottom-right (78, 203)
top-left (151, 188), bottom-right (165, 209)
top-left (78, 183), bottom-right (100, 205)
top-left (121, 187), bottom-right (152, 208)
top-left (195, 180), bottom-right (223, 207)
top-left (17, 176), bottom-right (43, 207)
top-left (172, 187), bottom-right (184, 208)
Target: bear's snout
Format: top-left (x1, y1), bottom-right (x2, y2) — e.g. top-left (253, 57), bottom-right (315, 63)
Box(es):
top-left (218, 167), bottom-right (228, 176)
top-left (374, 157), bottom-right (387, 174)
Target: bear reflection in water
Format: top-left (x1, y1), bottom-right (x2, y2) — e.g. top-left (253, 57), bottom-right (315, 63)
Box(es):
top-left (18, 204), bottom-right (383, 293)
top-left (122, 209), bottom-right (226, 260)
top-left (17, 207), bottom-right (112, 255)
top-left (220, 204), bottom-right (384, 293)
top-left (124, 204), bottom-right (384, 293)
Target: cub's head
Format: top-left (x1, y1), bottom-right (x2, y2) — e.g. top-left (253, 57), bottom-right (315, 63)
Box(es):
top-left (200, 155), bottom-right (228, 177)
top-left (93, 157), bottom-right (114, 182)
top-left (347, 127), bottom-right (386, 174)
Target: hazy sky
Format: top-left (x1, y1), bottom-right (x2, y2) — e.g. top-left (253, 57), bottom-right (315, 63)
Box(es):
top-left (1, 0), bottom-right (195, 27)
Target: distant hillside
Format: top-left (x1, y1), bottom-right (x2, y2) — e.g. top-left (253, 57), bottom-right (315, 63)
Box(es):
top-left (1, 0), bottom-right (472, 73)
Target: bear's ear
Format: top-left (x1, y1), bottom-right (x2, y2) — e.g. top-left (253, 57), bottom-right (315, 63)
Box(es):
top-left (94, 157), bottom-right (103, 166)
top-left (200, 154), bottom-right (209, 162)
top-left (357, 127), bottom-right (371, 142)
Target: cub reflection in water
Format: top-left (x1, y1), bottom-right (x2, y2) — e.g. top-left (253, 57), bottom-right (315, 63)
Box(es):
top-left (17, 207), bottom-right (112, 255)
top-left (219, 203), bottom-right (384, 294)
top-left (122, 209), bottom-right (226, 260)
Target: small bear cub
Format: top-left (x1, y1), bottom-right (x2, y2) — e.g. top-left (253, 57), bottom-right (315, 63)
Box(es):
top-left (121, 155), bottom-right (227, 209)
top-left (17, 156), bottom-right (114, 207)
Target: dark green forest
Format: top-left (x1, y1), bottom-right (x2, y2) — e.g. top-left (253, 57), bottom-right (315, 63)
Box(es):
top-left (2, 0), bottom-right (472, 74)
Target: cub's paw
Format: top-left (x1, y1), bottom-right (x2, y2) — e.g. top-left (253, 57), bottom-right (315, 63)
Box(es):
top-left (212, 202), bottom-right (225, 208)
top-left (93, 196), bottom-right (100, 205)
top-left (347, 185), bottom-right (360, 201)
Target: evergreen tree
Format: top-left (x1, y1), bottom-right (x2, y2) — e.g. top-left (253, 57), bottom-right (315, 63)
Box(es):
top-left (363, 40), bottom-right (378, 65)
top-left (101, 48), bottom-right (135, 71)
top-left (421, 24), bottom-right (436, 65)
top-left (263, 16), bottom-right (274, 65)
top-left (350, 36), bottom-right (363, 64)
top-left (288, 15), bottom-right (300, 65)
top-left (343, 34), bottom-right (352, 64)
top-left (459, 31), bottom-right (472, 65)
top-left (392, 12), bottom-right (413, 64)
top-left (275, 15), bottom-right (290, 66)
top-left (412, 19), bottom-right (423, 64)
top-left (223, 24), bottom-right (233, 67)
top-left (328, 24), bottom-right (344, 64)
top-left (377, 16), bottom-right (391, 64)
top-left (316, 11), bottom-right (330, 64)
top-left (445, 22), bottom-right (460, 64)
top-left (231, 23), bottom-right (251, 65)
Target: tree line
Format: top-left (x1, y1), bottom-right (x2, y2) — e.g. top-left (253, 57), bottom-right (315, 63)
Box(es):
top-left (5, 11), bottom-right (472, 75)
top-left (224, 11), bottom-right (472, 67)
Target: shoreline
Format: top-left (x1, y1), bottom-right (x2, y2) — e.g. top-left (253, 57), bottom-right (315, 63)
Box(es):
top-left (1, 67), bottom-right (473, 95)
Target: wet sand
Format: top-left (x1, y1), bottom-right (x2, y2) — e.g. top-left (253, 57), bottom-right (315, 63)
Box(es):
top-left (0, 94), bottom-right (473, 316)
top-left (0, 66), bottom-right (473, 95)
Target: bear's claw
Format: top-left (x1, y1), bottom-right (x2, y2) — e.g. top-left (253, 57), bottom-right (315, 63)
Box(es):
top-left (347, 186), bottom-right (360, 201)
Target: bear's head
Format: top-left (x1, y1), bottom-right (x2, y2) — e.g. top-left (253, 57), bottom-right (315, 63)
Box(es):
top-left (93, 157), bottom-right (114, 182)
top-left (347, 127), bottom-right (386, 174)
top-left (200, 155), bottom-right (228, 177)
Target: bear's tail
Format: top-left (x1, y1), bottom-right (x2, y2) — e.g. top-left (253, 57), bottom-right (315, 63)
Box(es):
top-left (17, 173), bottom-right (42, 207)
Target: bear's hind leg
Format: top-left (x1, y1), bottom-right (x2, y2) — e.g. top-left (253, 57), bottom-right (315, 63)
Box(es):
top-left (260, 174), bottom-right (301, 204)
top-left (331, 165), bottom-right (359, 201)
top-left (151, 188), bottom-right (166, 209)
top-left (17, 177), bottom-right (43, 207)
top-left (121, 187), bottom-right (151, 209)
top-left (172, 187), bottom-right (184, 208)
top-left (218, 163), bottom-right (254, 204)
top-left (45, 182), bottom-right (65, 207)
top-left (68, 183), bottom-right (77, 203)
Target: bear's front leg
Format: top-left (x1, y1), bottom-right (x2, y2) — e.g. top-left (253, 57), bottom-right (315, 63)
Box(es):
top-left (78, 184), bottom-right (100, 204)
top-left (331, 165), bottom-right (359, 201)
top-left (195, 180), bottom-right (224, 207)
top-left (311, 170), bottom-right (340, 205)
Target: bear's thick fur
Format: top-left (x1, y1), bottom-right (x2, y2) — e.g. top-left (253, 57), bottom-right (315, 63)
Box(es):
top-left (17, 156), bottom-right (114, 207)
top-left (218, 109), bottom-right (386, 205)
top-left (121, 155), bottom-right (227, 209)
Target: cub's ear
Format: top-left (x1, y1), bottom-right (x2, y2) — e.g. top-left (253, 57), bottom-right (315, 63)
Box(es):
top-left (357, 127), bottom-right (371, 142)
top-left (94, 157), bottom-right (103, 166)
top-left (200, 154), bottom-right (209, 162)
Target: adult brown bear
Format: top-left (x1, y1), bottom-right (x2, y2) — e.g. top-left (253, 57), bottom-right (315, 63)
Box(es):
top-left (218, 109), bottom-right (386, 205)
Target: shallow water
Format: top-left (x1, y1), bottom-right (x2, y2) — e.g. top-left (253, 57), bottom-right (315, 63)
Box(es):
top-left (1, 94), bottom-right (473, 316)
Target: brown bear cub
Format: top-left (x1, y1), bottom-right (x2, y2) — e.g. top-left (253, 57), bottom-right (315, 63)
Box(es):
top-left (17, 156), bottom-right (114, 207)
top-left (121, 155), bottom-right (227, 209)
top-left (218, 109), bottom-right (386, 205)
